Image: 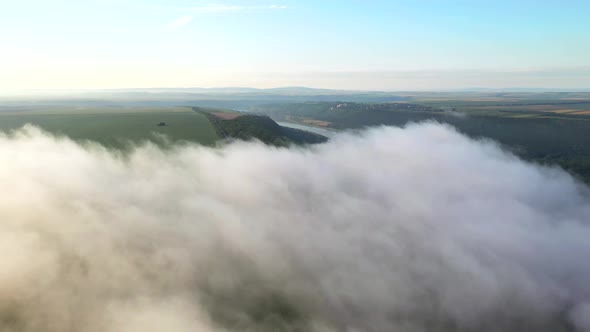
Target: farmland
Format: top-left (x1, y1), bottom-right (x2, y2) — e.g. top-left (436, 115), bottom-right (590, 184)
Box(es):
top-left (3, 90), bottom-right (590, 180)
top-left (0, 107), bottom-right (219, 147)
top-left (0, 104), bottom-right (328, 148)
top-left (250, 96), bottom-right (590, 182)
top-left (402, 91), bottom-right (590, 118)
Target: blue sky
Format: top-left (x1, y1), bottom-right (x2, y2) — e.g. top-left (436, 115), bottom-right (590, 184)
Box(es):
top-left (1, 0), bottom-right (589, 90)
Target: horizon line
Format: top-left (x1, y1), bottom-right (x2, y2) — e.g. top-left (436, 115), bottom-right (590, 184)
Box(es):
top-left (2, 86), bottom-right (590, 94)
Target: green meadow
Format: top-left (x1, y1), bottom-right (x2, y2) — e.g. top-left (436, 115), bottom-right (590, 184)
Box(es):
top-left (0, 107), bottom-right (219, 147)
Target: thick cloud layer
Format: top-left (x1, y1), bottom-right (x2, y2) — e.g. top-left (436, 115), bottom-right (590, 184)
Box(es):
top-left (1, 123), bottom-right (590, 332)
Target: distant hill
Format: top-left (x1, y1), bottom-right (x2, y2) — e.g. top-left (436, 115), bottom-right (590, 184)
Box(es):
top-left (0, 88), bottom-right (408, 110)
top-left (0, 87), bottom-right (387, 97)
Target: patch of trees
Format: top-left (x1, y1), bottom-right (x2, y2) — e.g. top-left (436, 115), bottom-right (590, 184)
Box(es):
top-left (197, 109), bottom-right (327, 146)
top-left (253, 102), bottom-right (590, 183)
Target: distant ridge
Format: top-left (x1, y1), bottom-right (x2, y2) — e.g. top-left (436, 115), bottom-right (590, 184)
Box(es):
top-left (0, 87), bottom-right (389, 96)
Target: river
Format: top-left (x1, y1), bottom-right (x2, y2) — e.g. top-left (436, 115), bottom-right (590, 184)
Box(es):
top-left (278, 121), bottom-right (338, 138)
top-left (233, 109), bottom-right (339, 138)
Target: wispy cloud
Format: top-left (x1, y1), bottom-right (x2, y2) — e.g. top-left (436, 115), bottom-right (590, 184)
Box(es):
top-left (269, 4), bottom-right (288, 9)
top-left (188, 5), bottom-right (244, 14)
top-left (168, 14), bottom-right (194, 29)
top-left (166, 3), bottom-right (288, 29)
top-left (174, 4), bottom-right (288, 15)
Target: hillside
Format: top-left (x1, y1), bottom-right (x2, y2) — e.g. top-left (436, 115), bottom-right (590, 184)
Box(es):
top-left (195, 107), bottom-right (327, 146)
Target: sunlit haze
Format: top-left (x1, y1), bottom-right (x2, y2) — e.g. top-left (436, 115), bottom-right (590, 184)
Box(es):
top-left (3, 2), bottom-right (590, 331)
top-left (2, 0), bottom-right (589, 90)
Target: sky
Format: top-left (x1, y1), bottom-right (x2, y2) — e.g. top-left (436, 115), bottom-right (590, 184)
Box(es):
top-left (1, 0), bottom-right (589, 90)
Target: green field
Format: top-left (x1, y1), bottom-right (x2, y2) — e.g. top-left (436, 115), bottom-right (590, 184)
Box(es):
top-left (400, 92), bottom-right (590, 118)
top-left (0, 107), bottom-right (219, 147)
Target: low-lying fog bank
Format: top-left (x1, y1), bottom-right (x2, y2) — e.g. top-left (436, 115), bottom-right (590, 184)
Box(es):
top-left (0, 123), bottom-right (589, 332)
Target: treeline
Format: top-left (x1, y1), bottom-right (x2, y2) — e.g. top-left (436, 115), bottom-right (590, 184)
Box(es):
top-left (253, 102), bottom-right (590, 182)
